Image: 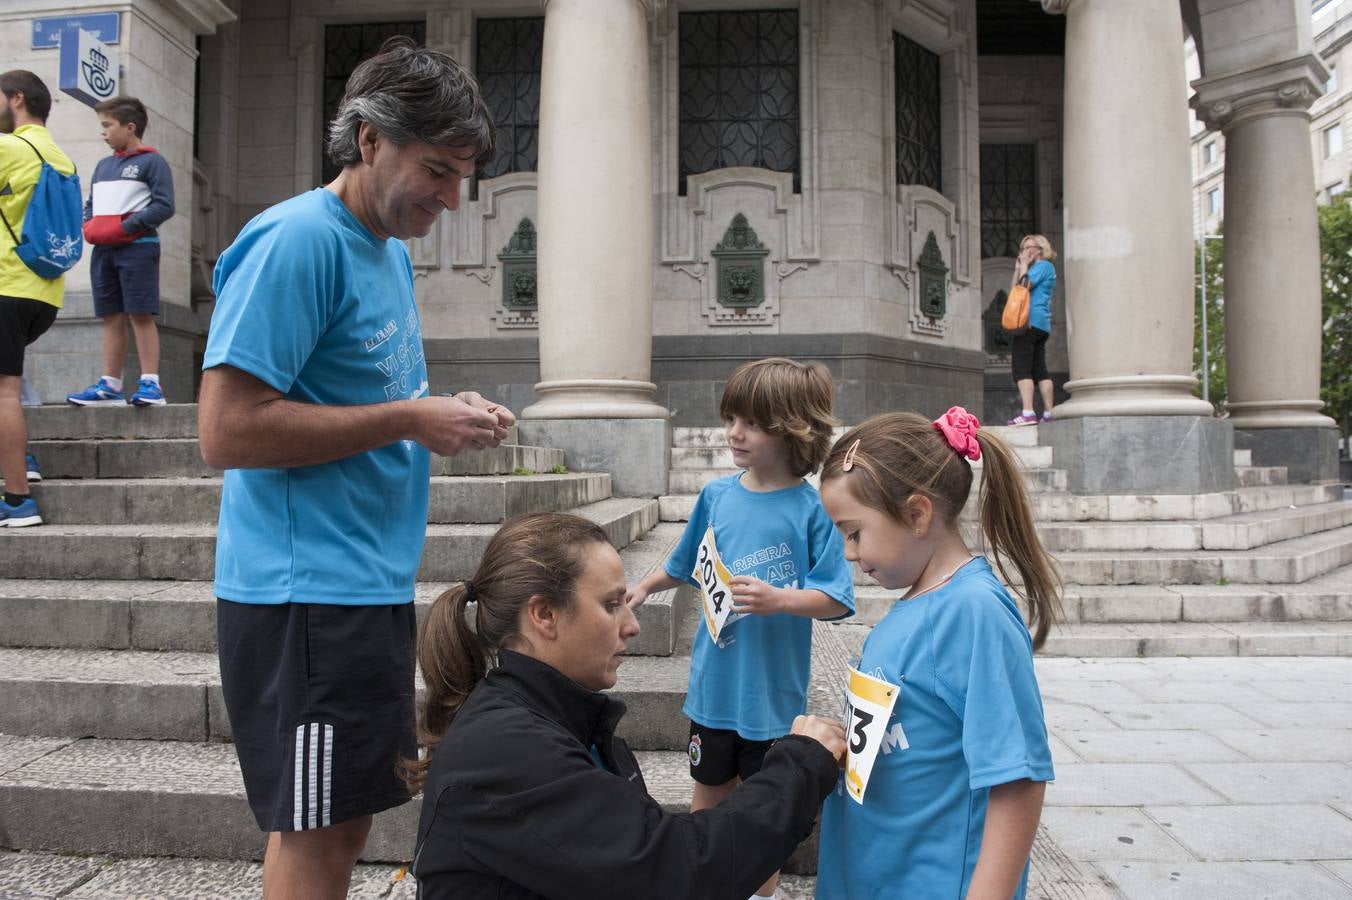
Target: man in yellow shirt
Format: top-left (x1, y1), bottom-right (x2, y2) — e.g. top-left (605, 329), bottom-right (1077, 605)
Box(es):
top-left (0, 71), bottom-right (76, 527)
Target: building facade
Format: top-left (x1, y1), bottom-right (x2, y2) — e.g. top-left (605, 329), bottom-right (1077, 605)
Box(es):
top-left (1, 0), bottom-right (1338, 491)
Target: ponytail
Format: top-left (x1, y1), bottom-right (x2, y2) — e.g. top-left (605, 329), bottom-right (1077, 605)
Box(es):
top-left (399, 512), bottom-right (613, 794)
top-left (974, 431), bottom-right (1061, 649)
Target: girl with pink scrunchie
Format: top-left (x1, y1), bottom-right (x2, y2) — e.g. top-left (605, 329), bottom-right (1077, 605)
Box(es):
top-left (812, 407), bottom-right (1062, 900)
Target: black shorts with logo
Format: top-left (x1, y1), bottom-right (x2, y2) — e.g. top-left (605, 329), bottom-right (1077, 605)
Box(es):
top-left (217, 598), bottom-right (417, 832)
top-left (687, 719), bottom-right (776, 786)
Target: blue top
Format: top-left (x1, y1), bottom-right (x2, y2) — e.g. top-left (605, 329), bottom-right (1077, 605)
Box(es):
top-left (1027, 259), bottom-right (1056, 334)
top-left (815, 557), bottom-right (1054, 900)
top-left (665, 474), bottom-right (855, 740)
top-left (205, 189), bottom-right (430, 605)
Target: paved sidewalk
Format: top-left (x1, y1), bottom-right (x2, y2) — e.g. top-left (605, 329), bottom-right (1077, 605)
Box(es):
top-left (1, 656), bottom-right (1350, 898)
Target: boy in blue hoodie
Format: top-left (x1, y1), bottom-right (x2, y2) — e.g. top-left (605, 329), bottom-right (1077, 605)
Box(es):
top-left (67, 97), bottom-right (174, 407)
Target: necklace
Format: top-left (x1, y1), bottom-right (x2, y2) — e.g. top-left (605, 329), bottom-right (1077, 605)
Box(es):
top-left (902, 556), bottom-right (977, 602)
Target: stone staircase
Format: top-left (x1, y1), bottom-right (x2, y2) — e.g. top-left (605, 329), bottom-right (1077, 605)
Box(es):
top-left (660, 424), bottom-right (1352, 658)
top-left (0, 404), bottom-right (702, 872)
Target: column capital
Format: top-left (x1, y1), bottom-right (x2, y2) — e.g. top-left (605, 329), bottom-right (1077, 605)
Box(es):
top-left (1191, 54), bottom-right (1327, 130)
top-left (1037, 0), bottom-right (1073, 15)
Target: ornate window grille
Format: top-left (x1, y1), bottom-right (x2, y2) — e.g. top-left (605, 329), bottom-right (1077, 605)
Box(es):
top-left (678, 10), bottom-right (800, 195)
top-left (322, 22), bottom-right (426, 185)
top-left (980, 143), bottom-right (1037, 259)
top-left (475, 17), bottom-right (544, 181)
top-left (894, 32), bottom-right (941, 190)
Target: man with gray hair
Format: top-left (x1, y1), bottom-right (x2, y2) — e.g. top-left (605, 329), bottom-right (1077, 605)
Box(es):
top-left (197, 38), bottom-right (512, 899)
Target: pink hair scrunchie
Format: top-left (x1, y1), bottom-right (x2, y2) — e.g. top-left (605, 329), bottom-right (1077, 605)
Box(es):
top-left (933, 406), bottom-right (981, 461)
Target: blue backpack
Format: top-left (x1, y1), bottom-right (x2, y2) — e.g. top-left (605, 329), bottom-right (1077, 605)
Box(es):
top-left (1, 134), bottom-right (83, 279)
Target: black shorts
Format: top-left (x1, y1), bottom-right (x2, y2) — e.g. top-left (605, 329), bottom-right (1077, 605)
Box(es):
top-left (91, 242), bottom-right (161, 316)
top-left (687, 720), bottom-right (776, 786)
top-left (217, 599), bottom-right (417, 832)
top-left (0, 295), bottom-right (58, 376)
top-left (1010, 326), bottom-right (1050, 383)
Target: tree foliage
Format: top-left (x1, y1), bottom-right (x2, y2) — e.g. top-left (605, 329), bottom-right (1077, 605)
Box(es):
top-left (1319, 194), bottom-right (1352, 440)
top-left (1193, 236), bottom-right (1226, 410)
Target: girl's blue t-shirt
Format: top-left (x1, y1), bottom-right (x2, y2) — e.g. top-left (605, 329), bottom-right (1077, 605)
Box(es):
top-left (204, 189), bottom-right (431, 605)
top-left (665, 474), bottom-right (855, 740)
top-left (815, 557), bottom-right (1054, 900)
top-left (1028, 258), bottom-right (1056, 333)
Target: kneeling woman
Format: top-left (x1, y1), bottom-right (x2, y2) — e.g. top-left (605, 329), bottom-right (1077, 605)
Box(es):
top-left (408, 512), bottom-right (845, 899)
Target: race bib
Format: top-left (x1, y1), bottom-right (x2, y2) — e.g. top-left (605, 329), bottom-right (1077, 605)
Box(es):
top-left (694, 525), bottom-right (735, 644)
top-left (843, 665), bottom-right (901, 805)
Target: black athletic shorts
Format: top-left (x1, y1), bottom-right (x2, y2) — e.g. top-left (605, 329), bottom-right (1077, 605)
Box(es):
top-left (1010, 326), bottom-right (1050, 383)
top-left (0, 295), bottom-right (58, 376)
top-left (687, 719), bottom-right (776, 786)
top-left (217, 598), bottom-right (417, 832)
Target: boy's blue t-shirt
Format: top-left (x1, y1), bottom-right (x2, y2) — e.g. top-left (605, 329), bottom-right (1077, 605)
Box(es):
top-left (204, 188), bottom-right (431, 605)
top-left (1028, 258), bottom-right (1056, 333)
top-left (665, 474), bottom-right (855, 740)
top-left (815, 557), bottom-right (1054, 900)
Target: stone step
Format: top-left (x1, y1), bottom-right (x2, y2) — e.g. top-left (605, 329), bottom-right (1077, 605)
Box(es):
top-left (27, 473), bottom-right (612, 526)
top-left (23, 403), bottom-right (523, 445)
top-left (0, 497), bottom-right (660, 582)
top-left (851, 566), bottom-right (1352, 627)
top-left (1018, 483), bottom-right (1344, 523)
top-left (1234, 448), bottom-right (1253, 466)
top-left (670, 442), bottom-right (1054, 470)
top-left (1039, 620), bottom-right (1352, 657)
top-left (0, 851), bottom-right (821, 898)
top-left (26, 439), bottom-right (561, 480)
top-left (671, 423), bottom-right (1042, 449)
top-left (1050, 524), bottom-right (1352, 586)
top-left (0, 648), bottom-right (690, 748)
top-left (0, 527), bottom-right (694, 656)
top-left (0, 737), bottom-right (819, 874)
top-left (1235, 465), bottom-right (1288, 487)
top-left (1033, 501), bottom-right (1352, 553)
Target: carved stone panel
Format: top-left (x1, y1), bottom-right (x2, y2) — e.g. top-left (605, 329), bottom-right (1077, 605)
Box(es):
top-left (713, 214), bottom-right (769, 309)
top-left (495, 216), bottom-right (538, 328)
top-left (917, 231), bottom-right (948, 320)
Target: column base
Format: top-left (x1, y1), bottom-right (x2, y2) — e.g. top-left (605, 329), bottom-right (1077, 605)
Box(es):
top-left (1053, 375), bottom-right (1214, 419)
top-left (516, 418), bottom-right (671, 497)
top-left (521, 379), bottom-right (671, 420)
top-left (1225, 400), bottom-right (1336, 430)
top-left (1039, 415), bottom-right (1233, 495)
top-left (1233, 426), bottom-right (1340, 484)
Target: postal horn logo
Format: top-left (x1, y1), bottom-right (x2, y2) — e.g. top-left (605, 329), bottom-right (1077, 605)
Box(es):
top-left (82, 47), bottom-right (116, 99)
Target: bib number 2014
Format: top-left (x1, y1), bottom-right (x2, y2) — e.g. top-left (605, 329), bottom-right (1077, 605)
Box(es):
top-left (695, 525), bottom-right (735, 644)
top-left (843, 666), bottom-right (900, 804)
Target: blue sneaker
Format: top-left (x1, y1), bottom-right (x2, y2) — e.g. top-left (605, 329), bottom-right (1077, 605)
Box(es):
top-left (130, 378), bottom-right (166, 407)
top-left (0, 496), bottom-right (42, 527)
top-left (67, 378), bottom-right (125, 407)
top-left (25, 453), bottom-right (41, 482)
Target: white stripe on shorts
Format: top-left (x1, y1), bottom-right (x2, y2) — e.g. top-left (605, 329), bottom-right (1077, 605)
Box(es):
top-left (307, 722), bottom-right (320, 830)
top-left (293, 723), bottom-right (305, 831)
top-left (322, 723), bottom-right (333, 827)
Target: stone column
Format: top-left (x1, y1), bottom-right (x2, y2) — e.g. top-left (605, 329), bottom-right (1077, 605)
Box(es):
top-left (1037, 0), bottom-right (1230, 494)
top-left (517, 0), bottom-right (670, 495)
top-left (1193, 57), bottom-right (1339, 482)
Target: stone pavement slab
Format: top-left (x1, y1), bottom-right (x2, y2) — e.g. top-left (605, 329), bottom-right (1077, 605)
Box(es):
top-left (1098, 702), bottom-right (1267, 731)
top-left (0, 851), bottom-right (105, 899)
top-left (1046, 763), bottom-right (1227, 807)
top-left (1208, 727), bottom-right (1352, 761)
top-left (1098, 860), bottom-right (1352, 899)
top-left (1143, 804), bottom-right (1352, 859)
top-left (1182, 762), bottom-right (1352, 804)
top-left (1057, 729), bottom-right (1247, 764)
top-left (1040, 807), bottom-right (1194, 862)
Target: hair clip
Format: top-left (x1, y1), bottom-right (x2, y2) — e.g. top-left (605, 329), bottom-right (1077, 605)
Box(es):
top-left (841, 438), bottom-right (862, 472)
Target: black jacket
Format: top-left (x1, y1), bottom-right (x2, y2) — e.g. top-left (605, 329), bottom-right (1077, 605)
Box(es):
top-left (412, 649), bottom-right (839, 900)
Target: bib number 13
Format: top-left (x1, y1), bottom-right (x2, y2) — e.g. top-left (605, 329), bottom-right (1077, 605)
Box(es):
top-left (694, 525), bottom-right (735, 644)
top-left (843, 666), bottom-right (900, 805)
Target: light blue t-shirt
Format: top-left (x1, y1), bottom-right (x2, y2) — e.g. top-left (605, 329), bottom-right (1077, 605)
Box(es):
top-left (815, 557), bottom-right (1054, 900)
top-left (665, 474), bottom-right (855, 740)
top-left (1028, 258), bottom-right (1056, 334)
top-left (204, 188), bottom-right (431, 605)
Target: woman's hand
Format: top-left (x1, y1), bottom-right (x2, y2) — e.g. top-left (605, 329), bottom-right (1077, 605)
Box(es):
top-left (791, 714), bottom-right (847, 764)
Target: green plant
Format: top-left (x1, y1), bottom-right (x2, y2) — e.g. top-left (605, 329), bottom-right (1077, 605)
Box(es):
top-left (1193, 236), bottom-right (1226, 409)
top-left (511, 466), bottom-right (534, 476)
top-left (1319, 193), bottom-right (1352, 445)
top-left (550, 464), bottom-right (568, 475)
